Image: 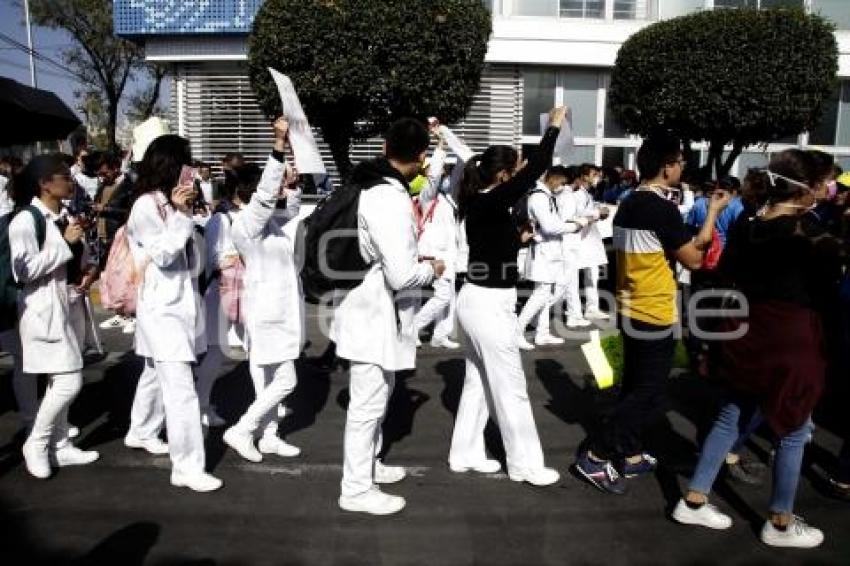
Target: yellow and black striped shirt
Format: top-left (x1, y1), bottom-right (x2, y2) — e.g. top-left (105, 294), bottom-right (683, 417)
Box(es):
top-left (613, 189), bottom-right (691, 327)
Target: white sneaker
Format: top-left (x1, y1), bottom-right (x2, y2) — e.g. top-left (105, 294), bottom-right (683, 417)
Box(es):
top-left (585, 309), bottom-right (610, 321)
top-left (508, 467), bottom-right (560, 486)
top-left (449, 459), bottom-right (502, 474)
top-left (277, 404), bottom-right (288, 419)
top-left (517, 334), bottom-right (535, 351)
top-left (201, 408), bottom-right (226, 428)
top-left (672, 499), bottom-right (733, 530)
top-left (170, 471), bottom-right (223, 493)
top-left (760, 517), bottom-right (824, 549)
top-left (258, 435), bottom-right (301, 458)
top-left (374, 461), bottom-right (407, 484)
top-left (22, 440), bottom-right (51, 479)
top-left (124, 434), bottom-right (169, 455)
top-left (339, 487), bottom-right (406, 515)
top-left (52, 445), bottom-right (99, 467)
top-left (416, 338), bottom-right (422, 348)
top-left (566, 317), bottom-right (592, 328)
top-left (67, 425), bottom-right (80, 439)
top-left (223, 427), bottom-right (262, 463)
top-left (99, 314), bottom-right (126, 330)
top-left (430, 336), bottom-right (460, 349)
top-left (534, 334), bottom-right (565, 346)
top-left (121, 319), bottom-right (136, 334)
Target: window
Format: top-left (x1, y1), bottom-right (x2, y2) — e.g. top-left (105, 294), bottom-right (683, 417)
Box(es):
top-left (809, 85), bottom-right (840, 146)
top-left (514, 0), bottom-right (558, 16)
top-left (522, 69), bottom-right (557, 135)
top-left (563, 71), bottom-right (600, 137)
top-left (812, 1), bottom-right (850, 29)
top-left (838, 82), bottom-right (850, 147)
top-left (714, 0), bottom-right (803, 8)
top-left (662, 0), bottom-right (705, 18)
top-left (560, 0), bottom-right (605, 18)
top-left (604, 83), bottom-right (627, 138)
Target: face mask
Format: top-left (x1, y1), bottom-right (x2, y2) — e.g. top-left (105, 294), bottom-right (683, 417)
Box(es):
top-left (827, 180), bottom-right (838, 200)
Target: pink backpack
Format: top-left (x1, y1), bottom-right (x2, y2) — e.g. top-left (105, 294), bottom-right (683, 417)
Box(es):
top-left (218, 257), bottom-right (245, 324)
top-left (99, 224), bottom-right (143, 315)
top-left (99, 195), bottom-right (163, 315)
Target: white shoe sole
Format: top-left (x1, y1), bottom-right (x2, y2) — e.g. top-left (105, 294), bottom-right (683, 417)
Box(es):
top-left (170, 475), bottom-right (223, 493)
top-left (672, 509), bottom-right (732, 530)
top-left (223, 430), bottom-right (262, 463)
top-left (124, 436), bottom-right (169, 455)
top-left (449, 462), bottom-right (502, 474)
top-left (338, 496), bottom-right (406, 515)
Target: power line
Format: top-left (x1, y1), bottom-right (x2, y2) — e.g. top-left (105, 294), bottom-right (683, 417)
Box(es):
top-left (0, 31), bottom-right (78, 80)
top-left (0, 56), bottom-right (77, 81)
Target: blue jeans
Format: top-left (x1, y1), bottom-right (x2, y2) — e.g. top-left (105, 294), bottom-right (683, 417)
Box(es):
top-left (689, 398), bottom-right (813, 514)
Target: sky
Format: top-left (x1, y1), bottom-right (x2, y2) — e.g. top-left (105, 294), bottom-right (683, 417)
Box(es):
top-left (0, 0), bottom-right (167, 123)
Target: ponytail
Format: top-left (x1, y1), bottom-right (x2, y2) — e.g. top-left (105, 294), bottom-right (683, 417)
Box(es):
top-left (456, 145), bottom-right (519, 220)
top-left (457, 156), bottom-right (483, 220)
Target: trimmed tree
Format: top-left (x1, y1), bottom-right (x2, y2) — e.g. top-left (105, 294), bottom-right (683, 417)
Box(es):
top-left (609, 8), bottom-right (838, 178)
top-left (248, 0), bottom-right (491, 178)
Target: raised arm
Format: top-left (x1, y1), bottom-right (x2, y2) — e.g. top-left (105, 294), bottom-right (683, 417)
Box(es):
top-left (232, 118), bottom-right (291, 242)
top-left (418, 143), bottom-right (447, 211)
top-left (491, 120), bottom-right (562, 209)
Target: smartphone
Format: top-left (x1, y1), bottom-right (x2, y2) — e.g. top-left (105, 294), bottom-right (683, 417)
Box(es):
top-left (178, 165), bottom-right (195, 188)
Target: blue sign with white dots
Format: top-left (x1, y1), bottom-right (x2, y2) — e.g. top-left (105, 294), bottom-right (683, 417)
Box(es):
top-left (114, 1), bottom-right (264, 36)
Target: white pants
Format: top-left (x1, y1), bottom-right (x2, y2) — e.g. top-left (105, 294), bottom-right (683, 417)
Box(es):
top-left (131, 358), bottom-right (206, 475)
top-left (341, 362), bottom-right (394, 497)
top-left (517, 282), bottom-right (554, 339)
top-left (234, 359), bottom-right (297, 438)
top-left (552, 266), bottom-right (582, 320)
top-left (582, 266), bottom-right (600, 313)
top-left (27, 371), bottom-right (82, 451)
top-left (128, 358), bottom-right (165, 441)
top-left (1, 329), bottom-right (36, 429)
top-left (414, 277), bottom-right (455, 341)
top-left (195, 346), bottom-right (227, 414)
top-left (450, 284), bottom-right (546, 474)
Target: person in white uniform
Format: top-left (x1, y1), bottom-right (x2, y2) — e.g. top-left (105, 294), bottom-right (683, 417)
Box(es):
top-left (194, 172), bottom-right (247, 429)
top-left (449, 106), bottom-right (567, 488)
top-left (11, 155), bottom-right (99, 478)
top-left (574, 165), bottom-right (610, 321)
top-left (222, 118), bottom-right (303, 462)
top-left (413, 133), bottom-right (459, 349)
top-left (332, 118), bottom-right (443, 515)
top-left (126, 134), bottom-right (221, 493)
top-left (516, 166), bottom-right (587, 349)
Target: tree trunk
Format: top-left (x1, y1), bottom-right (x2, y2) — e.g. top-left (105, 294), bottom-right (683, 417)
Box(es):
top-left (107, 96), bottom-right (119, 151)
top-left (142, 67), bottom-right (165, 119)
top-left (719, 141), bottom-right (744, 178)
top-left (323, 124), bottom-right (354, 182)
top-left (705, 139), bottom-right (724, 180)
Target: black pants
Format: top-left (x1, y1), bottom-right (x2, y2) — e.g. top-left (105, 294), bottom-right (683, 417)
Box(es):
top-left (589, 317), bottom-right (675, 461)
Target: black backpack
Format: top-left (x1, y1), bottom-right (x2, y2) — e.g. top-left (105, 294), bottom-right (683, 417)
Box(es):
top-left (512, 188), bottom-right (557, 246)
top-left (300, 158), bottom-right (410, 304)
top-left (0, 206), bottom-right (47, 331)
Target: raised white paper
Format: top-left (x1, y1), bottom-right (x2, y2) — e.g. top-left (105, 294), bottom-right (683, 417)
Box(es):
top-left (268, 68), bottom-right (327, 175)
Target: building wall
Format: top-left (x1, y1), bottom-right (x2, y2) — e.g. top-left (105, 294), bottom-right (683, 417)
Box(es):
top-left (118, 0), bottom-right (850, 176)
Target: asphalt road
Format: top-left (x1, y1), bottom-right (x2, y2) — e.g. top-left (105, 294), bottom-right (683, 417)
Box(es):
top-left (0, 304), bottom-right (848, 566)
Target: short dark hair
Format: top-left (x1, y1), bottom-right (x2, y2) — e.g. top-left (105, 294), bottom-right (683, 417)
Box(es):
top-left (384, 118), bottom-right (430, 164)
top-left (86, 150), bottom-right (121, 174)
top-left (805, 149), bottom-right (834, 182)
top-left (224, 162), bottom-right (262, 203)
top-left (544, 165), bottom-right (570, 181)
top-left (579, 163), bottom-right (599, 177)
top-left (636, 135), bottom-right (682, 180)
top-left (12, 154), bottom-right (69, 208)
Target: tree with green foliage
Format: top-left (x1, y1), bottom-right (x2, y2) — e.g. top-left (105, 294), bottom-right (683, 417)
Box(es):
top-left (248, 0), bottom-right (491, 178)
top-left (609, 8), bottom-right (838, 178)
top-left (26, 0), bottom-right (166, 150)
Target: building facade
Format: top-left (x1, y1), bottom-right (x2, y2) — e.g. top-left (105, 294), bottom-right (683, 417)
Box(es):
top-left (116, 0), bottom-right (850, 180)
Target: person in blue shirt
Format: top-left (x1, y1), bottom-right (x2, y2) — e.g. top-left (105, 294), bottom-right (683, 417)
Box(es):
top-left (686, 176), bottom-right (745, 245)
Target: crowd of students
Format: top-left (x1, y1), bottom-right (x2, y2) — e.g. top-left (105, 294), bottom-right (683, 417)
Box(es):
top-left (0, 107), bottom-right (848, 550)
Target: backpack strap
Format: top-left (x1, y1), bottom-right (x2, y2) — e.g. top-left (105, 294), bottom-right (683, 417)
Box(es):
top-left (22, 205), bottom-right (46, 250)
